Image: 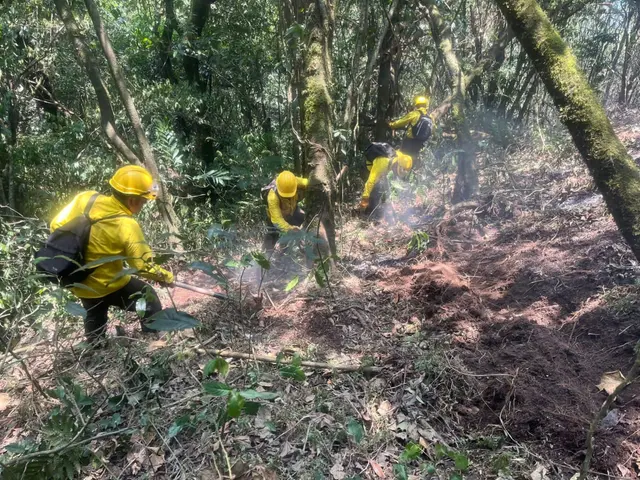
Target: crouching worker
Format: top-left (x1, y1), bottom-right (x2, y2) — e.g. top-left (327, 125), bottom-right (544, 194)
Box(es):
top-left (389, 95), bottom-right (434, 168)
top-left (49, 165), bottom-right (174, 345)
top-left (263, 171), bottom-right (308, 253)
top-left (359, 143), bottom-right (413, 216)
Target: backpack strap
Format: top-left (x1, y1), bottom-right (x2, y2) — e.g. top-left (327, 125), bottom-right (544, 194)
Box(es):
top-left (84, 194), bottom-right (131, 224)
top-left (83, 193), bottom-right (100, 221)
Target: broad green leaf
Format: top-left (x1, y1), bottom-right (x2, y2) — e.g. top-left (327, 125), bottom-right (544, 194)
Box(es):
top-left (107, 267), bottom-right (138, 284)
top-left (203, 357), bottom-right (229, 378)
top-left (243, 401), bottom-right (261, 415)
top-left (167, 414), bottom-right (191, 438)
top-left (450, 474), bottom-right (463, 480)
top-left (135, 298), bottom-right (146, 317)
top-left (153, 253), bottom-right (173, 265)
top-left (451, 452), bottom-right (469, 472)
top-left (65, 283), bottom-right (99, 294)
top-left (284, 276), bottom-right (299, 292)
top-left (203, 381), bottom-right (232, 396)
top-left (347, 418), bottom-right (365, 444)
top-left (146, 308), bottom-right (200, 331)
top-left (393, 464), bottom-right (408, 480)
top-left (239, 389), bottom-right (279, 400)
top-left (65, 302), bottom-right (86, 319)
top-left (292, 353), bottom-right (302, 367)
top-left (314, 268), bottom-right (326, 287)
top-left (225, 259), bottom-right (241, 268)
top-left (279, 365), bottom-right (305, 381)
top-left (74, 255), bottom-right (130, 272)
top-left (400, 442), bottom-right (422, 462)
top-left (227, 391), bottom-right (245, 418)
top-left (252, 251), bottom-right (270, 270)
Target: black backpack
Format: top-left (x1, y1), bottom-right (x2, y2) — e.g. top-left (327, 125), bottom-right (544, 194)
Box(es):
top-left (364, 142), bottom-right (396, 163)
top-left (34, 193), bottom-right (128, 286)
top-left (412, 114), bottom-right (433, 142)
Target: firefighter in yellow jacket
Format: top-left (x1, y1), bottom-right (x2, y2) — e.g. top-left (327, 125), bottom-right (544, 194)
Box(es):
top-left (360, 150), bottom-right (413, 214)
top-left (389, 95), bottom-right (434, 166)
top-left (264, 171), bottom-right (308, 252)
top-left (50, 165), bottom-right (174, 344)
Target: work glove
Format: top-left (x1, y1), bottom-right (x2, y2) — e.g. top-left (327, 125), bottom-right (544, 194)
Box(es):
top-left (158, 268), bottom-right (174, 286)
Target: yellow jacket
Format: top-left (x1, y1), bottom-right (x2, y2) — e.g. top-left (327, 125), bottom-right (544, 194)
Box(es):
top-left (266, 177), bottom-right (308, 232)
top-left (363, 157), bottom-right (392, 199)
top-left (51, 191), bottom-right (173, 299)
top-left (389, 107), bottom-right (431, 138)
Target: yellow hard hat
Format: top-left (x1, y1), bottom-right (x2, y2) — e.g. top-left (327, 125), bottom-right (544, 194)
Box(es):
top-left (276, 171), bottom-right (298, 198)
top-left (109, 165), bottom-right (159, 200)
top-left (414, 95), bottom-right (430, 108)
top-left (396, 152), bottom-right (413, 171)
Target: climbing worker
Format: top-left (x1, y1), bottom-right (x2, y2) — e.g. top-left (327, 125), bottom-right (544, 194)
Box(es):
top-left (263, 170), bottom-right (308, 252)
top-left (388, 95), bottom-right (434, 167)
top-left (47, 165), bottom-right (174, 345)
top-left (359, 142), bottom-right (413, 215)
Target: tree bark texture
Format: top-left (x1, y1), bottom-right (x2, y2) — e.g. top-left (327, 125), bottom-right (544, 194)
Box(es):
top-left (184, 0), bottom-right (215, 91)
top-left (54, 0), bottom-right (139, 165)
top-left (425, 0), bottom-right (478, 203)
top-left (302, 0), bottom-right (336, 257)
top-left (374, 0), bottom-right (404, 142)
top-left (84, 0), bottom-right (181, 246)
top-left (158, 0), bottom-right (180, 82)
top-left (494, 0), bottom-right (640, 262)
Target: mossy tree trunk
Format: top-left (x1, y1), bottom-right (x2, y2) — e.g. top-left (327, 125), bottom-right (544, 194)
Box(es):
top-left (425, 0), bottom-right (478, 204)
top-left (301, 0), bottom-right (337, 257)
top-left (494, 0), bottom-right (640, 262)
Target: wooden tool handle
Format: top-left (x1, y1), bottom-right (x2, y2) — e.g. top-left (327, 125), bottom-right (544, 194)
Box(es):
top-left (173, 280), bottom-right (230, 301)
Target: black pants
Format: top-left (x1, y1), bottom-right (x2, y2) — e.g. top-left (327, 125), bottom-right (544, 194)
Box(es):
top-left (400, 137), bottom-right (425, 168)
top-left (263, 206), bottom-right (305, 253)
top-left (366, 178), bottom-right (390, 217)
top-left (80, 277), bottom-right (162, 342)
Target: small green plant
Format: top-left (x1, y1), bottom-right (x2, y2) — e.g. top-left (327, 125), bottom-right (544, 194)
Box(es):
top-left (407, 231), bottom-right (430, 254)
top-left (276, 351), bottom-right (306, 381)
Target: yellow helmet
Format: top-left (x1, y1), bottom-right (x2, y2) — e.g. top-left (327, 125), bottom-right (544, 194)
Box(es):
top-left (394, 152), bottom-right (413, 178)
top-left (396, 152), bottom-right (413, 170)
top-left (414, 95), bottom-right (430, 108)
top-left (276, 171), bottom-right (298, 198)
top-left (109, 165), bottom-right (159, 200)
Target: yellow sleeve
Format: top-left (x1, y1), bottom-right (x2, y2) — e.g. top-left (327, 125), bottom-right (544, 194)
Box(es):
top-left (297, 177), bottom-right (309, 189)
top-left (362, 157), bottom-right (389, 199)
top-left (122, 219), bottom-right (173, 283)
top-left (389, 111), bottom-right (420, 130)
top-left (267, 189), bottom-right (292, 232)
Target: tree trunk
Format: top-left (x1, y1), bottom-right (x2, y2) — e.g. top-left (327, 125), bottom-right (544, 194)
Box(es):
top-left (618, 4), bottom-right (640, 105)
top-left (507, 66), bottom-right (535, 119)
top-left (494, 0), bottom-right (640, 262)
top-left (497, 49), bottom-right (527, 116)
top-left (374, 0), bottom-right (404, 141)
top-left (184, 0), bottom-right (215, 91)
top-left (425, 0), bottom-right (478, 203)
top-left (54, 0), bottom-right (140, 165)
top-left (84, 0), bottom-right (181, 248)
top-left (158, 0), bottom-right (179, 82)
top-left (302, 0), bottom-right (336, 257)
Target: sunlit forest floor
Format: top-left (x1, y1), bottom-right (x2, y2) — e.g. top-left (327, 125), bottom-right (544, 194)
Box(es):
top-left (2, 111), bottom-right (640, 479)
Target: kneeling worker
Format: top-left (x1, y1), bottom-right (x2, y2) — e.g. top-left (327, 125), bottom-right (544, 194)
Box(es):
top-left (360, 143), bottom-right (413, 214)
top-left (264, 170), bottom-right (308, 252)
top-left (50, 165), bottom-right (174, 344)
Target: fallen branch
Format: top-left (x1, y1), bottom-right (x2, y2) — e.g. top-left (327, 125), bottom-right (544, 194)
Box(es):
top-left (195, 345), bottom-right (383, 373)
top-left (579, 344), bottom-right (640, 479)
top-left (0, 428), bottom-right (133, 468)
